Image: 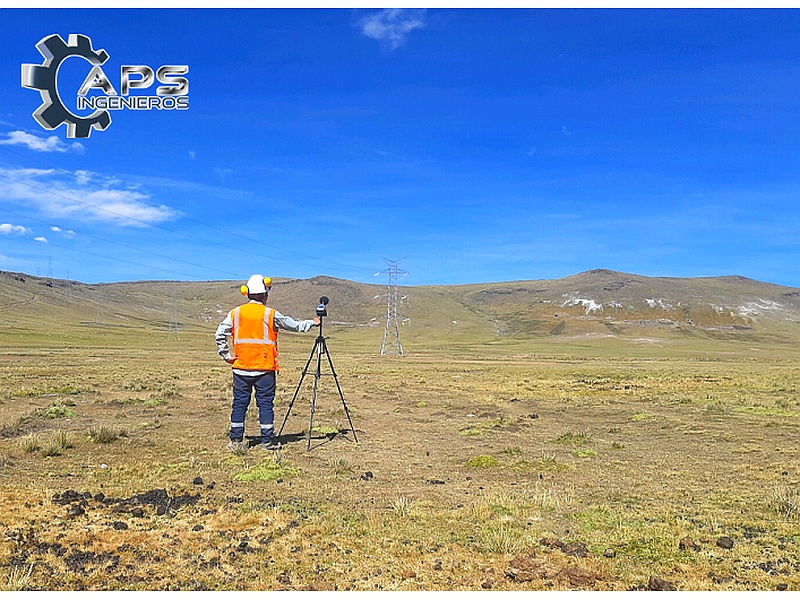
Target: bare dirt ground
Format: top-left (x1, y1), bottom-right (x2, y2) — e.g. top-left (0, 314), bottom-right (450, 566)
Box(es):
top-left (1, 334), bottom-right (799, 590)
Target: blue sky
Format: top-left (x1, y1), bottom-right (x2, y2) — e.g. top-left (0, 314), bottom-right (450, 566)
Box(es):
top-left (0, 8), bottom-right (798, 287)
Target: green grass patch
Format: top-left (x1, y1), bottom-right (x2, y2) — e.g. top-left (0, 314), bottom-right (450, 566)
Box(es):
top-left (734, 405), bottom-right (800, 418)
top-left (554, 431), bottom-right (592, 447)
top-left (42, 402), bottom-right (76, 419)
top-left (465, 455), bottom-right (499, 469)
top-left (573, 449), bottom-right (598, 458)
top-left (233, 459), bottom-right (298, 482)
top-left (12, 386), bottom-right (84, 398)
top-left (459, 427), bottom-right (483, 436)
top-left (459, 416), bottom-right (515, 437)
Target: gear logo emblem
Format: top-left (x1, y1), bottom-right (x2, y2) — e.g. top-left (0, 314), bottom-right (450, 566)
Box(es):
top-left (22, 34), bottom-right (189, 139)
top-left (22, 34), bottom-right (112, 139)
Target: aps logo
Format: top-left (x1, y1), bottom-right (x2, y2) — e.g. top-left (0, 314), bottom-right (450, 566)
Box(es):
top-left (22, 34), bottom-right (189, 139)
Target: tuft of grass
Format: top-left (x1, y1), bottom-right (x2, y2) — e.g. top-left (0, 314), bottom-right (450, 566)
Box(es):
top-left (466, 455), bottom-right (499, 469)
top-left (41, 430), bottom-right (74, 457)
top-left (389, 496), bottom-right (413, 517)
top-left (88, 425), bottom-right (124, 444)
top-left (330, 457), bottom-right (353, 475)
top-left (771, 485), bottom-right (800, 519)
top-left (1, 564), bottom-right (34, 591)
top-left (480, 522), bottom-right (531, 555)
top-left (17, 433), bottom-right (41, 454)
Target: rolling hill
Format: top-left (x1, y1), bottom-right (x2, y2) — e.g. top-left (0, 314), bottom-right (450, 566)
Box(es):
top-left (2, 268), bottom-right (800, 349)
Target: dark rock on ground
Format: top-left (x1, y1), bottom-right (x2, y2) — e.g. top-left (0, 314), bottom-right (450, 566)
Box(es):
top-left (716, 536), bottom-right (734, 550)
top-left (648, 576), bottom-right (677, 591)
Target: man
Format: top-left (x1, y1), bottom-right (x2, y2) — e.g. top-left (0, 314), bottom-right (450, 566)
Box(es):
top-left (215, 274), bottom-right (319, 452)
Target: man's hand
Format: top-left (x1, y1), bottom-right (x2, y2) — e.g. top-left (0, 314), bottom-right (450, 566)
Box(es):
top-left (225, 356), bottom-right (236, 364)
top-left (313, 317), bottom-right (321, 326)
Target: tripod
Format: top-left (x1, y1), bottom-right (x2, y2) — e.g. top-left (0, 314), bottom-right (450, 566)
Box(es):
top-left (277, 309), bottom-right (358, 451)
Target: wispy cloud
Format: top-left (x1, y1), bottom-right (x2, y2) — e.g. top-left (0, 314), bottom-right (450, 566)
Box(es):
top-left (0, 167), bottom-right (176, 226)
top-left (34, 236), bottom-right (47, 243)
top-left (0, 223), bottom-right (31, 235)
top-left (0, 130), bottom-right (85, 153)
top-left (359, 9), bottom-right (427, 50)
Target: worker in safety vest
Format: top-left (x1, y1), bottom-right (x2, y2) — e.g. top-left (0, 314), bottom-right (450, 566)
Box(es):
top-left (215, 274), bottom-right (319, 452)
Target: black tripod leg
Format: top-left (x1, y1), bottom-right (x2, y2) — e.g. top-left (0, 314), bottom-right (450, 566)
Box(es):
top-left (278, 338), bottom-right (318, 438)
top-left (307, 339), bottom-right (323, 451)
top-left (322, 339), bottom-right (359, 443)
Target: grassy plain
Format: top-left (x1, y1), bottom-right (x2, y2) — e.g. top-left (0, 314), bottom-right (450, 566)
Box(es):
top-left (1, 318), bottom-right (800, 590)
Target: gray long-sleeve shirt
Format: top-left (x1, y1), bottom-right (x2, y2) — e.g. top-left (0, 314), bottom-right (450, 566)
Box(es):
top-left (215, 300), bottom-right (316, 375)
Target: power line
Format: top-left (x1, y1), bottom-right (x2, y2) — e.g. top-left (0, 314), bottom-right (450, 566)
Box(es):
top-left (1, 205), bottom-right (231, 281)
top-left (0, 146), bottom-right (378, 277)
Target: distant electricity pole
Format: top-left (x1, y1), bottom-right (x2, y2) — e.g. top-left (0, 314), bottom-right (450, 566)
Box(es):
top-left (378, 258), bottom-right (407, 356)
top-left (168, 287), bottom-right (181, 339)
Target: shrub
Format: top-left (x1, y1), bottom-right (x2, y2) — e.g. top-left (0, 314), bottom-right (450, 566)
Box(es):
top-left (43, 402), bottom-right (76, 419)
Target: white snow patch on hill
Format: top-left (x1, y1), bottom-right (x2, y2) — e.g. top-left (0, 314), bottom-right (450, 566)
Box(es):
top-left (738, 299), bottom-right (784, 317)
top-left (562, 294), bottom-right (603, 314)
top-left (645, 298), bottom-right (674, 310)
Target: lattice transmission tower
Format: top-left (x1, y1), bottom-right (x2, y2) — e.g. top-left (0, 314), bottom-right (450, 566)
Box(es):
top-left (168, 287), bottom-right (182, 339)
top-left (378, 258), bottom-right (407, 356)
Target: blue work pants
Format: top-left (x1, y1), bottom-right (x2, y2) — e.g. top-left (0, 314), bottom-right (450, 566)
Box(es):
top-left (230, 371), bottom-right (276, 443)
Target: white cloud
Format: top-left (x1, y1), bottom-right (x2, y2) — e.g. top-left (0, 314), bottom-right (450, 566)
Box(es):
top-left (0, 223), bottom-right (31, 235)
top-left (74, 170), bottom-right (92, 185)
top-left (50, 226), bottom-right (76, 237)
top-left (359, 9), bottom-right (427, 50)
top-left (0, 130), bottom-right (85, 153)
top-left (0, 167), bottom-right (176, 226)
top-left (34, 236), bottom-right (48, 243)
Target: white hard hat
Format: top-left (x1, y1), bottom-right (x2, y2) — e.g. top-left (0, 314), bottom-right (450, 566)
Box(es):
top-left (241, 274), bottom-right (272, 296)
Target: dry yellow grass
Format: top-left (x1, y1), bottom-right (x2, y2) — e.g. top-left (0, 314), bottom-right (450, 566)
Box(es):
top-left (1, 326), bottom-right (799, 590)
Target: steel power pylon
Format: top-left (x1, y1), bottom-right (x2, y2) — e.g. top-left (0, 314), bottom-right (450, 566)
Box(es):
top-left (378, 258), bottom-right (407, 355)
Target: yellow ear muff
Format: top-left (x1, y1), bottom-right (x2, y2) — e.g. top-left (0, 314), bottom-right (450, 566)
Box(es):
top-left (263, 277), bottom-right (272, 288)
top-left (240, 285), bottom-right (249, 295)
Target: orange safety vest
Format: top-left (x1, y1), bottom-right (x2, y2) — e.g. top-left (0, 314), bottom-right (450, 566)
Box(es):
top-left (230, 303), bottom-right (278, 371)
